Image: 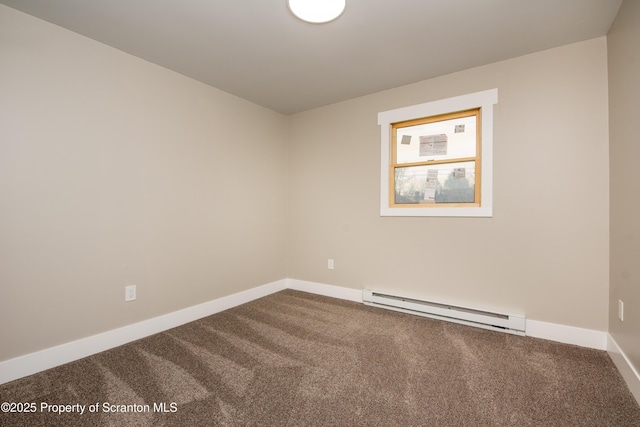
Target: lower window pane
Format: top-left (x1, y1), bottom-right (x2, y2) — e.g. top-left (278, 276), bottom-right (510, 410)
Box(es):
top-left (394, 162), bottom-right (476, 204)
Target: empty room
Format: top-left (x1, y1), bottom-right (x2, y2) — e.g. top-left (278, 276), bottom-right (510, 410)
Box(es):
top-left (1, 0), bottom-right (639, 425)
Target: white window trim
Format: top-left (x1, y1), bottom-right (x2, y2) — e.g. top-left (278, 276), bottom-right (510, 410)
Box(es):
top-left (378, 89), bottom-right (498, 217)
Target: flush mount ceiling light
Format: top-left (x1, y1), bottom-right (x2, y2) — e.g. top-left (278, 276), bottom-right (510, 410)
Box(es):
top-left (288, 0), bottom-right (346, 24)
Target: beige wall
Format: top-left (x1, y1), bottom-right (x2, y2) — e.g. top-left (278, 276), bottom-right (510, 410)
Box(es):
top-left (609, 0), bottom-right (640, 375)
top-left (0, 5), bottom-right (288, 361)
top-left (288, 37), bottom-right (610, 331)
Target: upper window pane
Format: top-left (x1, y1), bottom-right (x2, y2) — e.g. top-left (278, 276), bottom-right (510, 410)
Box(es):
top-left (395, 114), bottom-right (477, 164)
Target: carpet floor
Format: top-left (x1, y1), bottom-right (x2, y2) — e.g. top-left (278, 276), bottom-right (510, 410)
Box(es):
top-left (1, 289), bottom-right (639, 426)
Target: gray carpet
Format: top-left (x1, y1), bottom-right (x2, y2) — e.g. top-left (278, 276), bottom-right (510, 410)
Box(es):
top-left (1, 289), bottom-right (639, 426)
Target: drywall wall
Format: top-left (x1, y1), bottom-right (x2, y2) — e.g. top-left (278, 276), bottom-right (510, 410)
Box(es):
top-left (0, 5), bottom-right (288, 361)
top-left (608, 0), bottom-right (640, 377)
top-left (288, 37), bottom-right (610, 331)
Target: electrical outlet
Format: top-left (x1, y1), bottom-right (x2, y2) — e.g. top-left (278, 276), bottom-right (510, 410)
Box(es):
top-left (328, 259), bottom-right (334, 270)
top-left (125, 285), bottom-right (136, 302)
top-left (618, 299), bottom-right (624, 321)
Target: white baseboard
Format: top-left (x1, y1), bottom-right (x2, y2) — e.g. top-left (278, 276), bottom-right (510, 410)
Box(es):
top-left (0, 279), bottom-right (623, 387)
top-left (287, 278), bottom-right (363, 302)
top-left (525, 319), bottom-right (608, 350)
top-left (0, 279), bottom-right (287, 385)
top-left (607, 335), bottom-right (640, 406)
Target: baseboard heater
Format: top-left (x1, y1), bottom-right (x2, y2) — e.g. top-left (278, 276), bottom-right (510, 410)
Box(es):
top-left (362, 289), bottom-right (526, 336)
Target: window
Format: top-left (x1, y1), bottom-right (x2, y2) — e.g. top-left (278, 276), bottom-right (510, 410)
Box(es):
top-left (378, 89), bottom-right (498, 217)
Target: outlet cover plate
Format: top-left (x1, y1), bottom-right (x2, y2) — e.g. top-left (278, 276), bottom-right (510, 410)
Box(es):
top-left (125, 285), bottom-right (136, 302)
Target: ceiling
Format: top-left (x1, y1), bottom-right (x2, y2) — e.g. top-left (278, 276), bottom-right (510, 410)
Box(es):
top-left (0, 0), bottom-right (622, 115)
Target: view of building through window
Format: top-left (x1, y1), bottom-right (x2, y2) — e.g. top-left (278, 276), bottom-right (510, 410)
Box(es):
top-left (391, 110), bottom-right (480, 206)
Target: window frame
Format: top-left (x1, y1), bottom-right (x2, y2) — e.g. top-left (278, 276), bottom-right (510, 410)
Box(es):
top-left (378, 89), bottom-right (498, 217)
